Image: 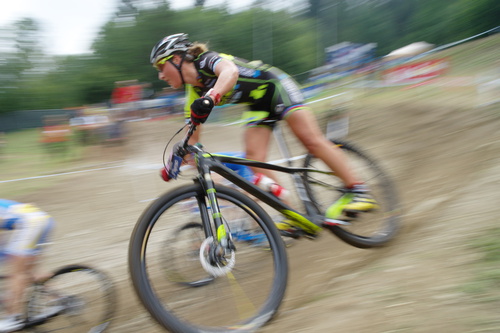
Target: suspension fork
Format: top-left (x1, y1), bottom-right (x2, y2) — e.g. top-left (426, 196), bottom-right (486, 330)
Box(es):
top-left (196, 157), bottom-right (232, 251)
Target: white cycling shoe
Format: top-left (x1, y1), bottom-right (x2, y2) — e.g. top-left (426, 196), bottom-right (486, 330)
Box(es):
top-left (0, 315), bottom-right (24, 333)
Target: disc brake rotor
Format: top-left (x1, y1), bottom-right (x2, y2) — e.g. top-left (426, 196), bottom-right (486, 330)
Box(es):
top-left (199, 236), bottom-right (235, 277)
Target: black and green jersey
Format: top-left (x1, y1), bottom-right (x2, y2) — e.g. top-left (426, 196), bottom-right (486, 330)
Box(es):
top-left (185, 51), bottom-right (305, 126)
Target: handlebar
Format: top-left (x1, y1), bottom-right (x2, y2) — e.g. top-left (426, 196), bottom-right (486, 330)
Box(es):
top-left (160, 122), bottom-right (199, 182)
top-left (161, 97), bottom-right (213, 182)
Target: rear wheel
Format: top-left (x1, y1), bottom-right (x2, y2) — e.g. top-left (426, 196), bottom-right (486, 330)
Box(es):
top-left (129, 184), bottom-right (288, 333)
top-left (26, 264), bottom-right (116, 332)
top-left (303, 139), bottom-right (401, 248)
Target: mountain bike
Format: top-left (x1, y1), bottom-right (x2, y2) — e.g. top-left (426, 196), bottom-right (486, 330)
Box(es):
top-left (128, 121), bottom-right (401, 333)
top-left (0, 243), bottom-right (116, 332)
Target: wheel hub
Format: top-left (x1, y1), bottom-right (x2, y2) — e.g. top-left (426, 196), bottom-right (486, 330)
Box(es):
top-left (199, 236), bottom-right (235, 277)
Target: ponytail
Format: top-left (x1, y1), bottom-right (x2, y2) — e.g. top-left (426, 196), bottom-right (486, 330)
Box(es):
top-left (187, 42), bottom-right (209, 60)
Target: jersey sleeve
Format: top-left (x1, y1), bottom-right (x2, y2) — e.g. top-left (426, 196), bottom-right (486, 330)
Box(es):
top-left (197, 51), bottom-right (224, 75)
top-left (0, 200), bottom-right (20, 229)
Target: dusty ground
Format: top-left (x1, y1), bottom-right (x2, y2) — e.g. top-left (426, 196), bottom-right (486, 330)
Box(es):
top-left (9, 83), bottom-right (500, 332)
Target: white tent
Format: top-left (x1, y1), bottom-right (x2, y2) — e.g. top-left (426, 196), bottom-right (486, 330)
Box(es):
top-left (384, 41), bottom-right (434, 60)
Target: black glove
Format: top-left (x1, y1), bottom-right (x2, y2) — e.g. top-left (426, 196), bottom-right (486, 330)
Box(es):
top-left (190, 97), bottom-right (214, 125)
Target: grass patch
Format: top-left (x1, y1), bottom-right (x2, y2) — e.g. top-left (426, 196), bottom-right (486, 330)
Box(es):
top-left (1, 129), bottom-right (84, 174)
top-left (0, 128), bottom-right (87, 198)
top-left (462, 227), bottom-right (500, 302)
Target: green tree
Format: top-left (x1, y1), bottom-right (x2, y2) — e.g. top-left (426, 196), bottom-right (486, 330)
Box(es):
top-left (1, 0), bottom-right (499, 112)
top-left (0, 18), bottom-right (43, 113)
top-left (448, 0), bottom-right (500, 39)
top-left (195, 0), bottom-right (206, 7)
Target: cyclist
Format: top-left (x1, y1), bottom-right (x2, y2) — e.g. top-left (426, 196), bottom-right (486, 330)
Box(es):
top-left (150, 33), bottom-right (377, 235)
top-left (0, 199), bottom-right (55, 333)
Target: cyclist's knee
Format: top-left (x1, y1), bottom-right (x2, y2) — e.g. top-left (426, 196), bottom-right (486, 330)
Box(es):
top-left (245, 150), bottom-right (266, 162)
top-left (244, 132), bottom-right (270, 161)
top-left (300, 134), bottom-right (328, 154)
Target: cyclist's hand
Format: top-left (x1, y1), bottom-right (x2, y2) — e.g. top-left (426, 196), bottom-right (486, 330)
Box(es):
top-left (190, 97), bottom-right (214, 125)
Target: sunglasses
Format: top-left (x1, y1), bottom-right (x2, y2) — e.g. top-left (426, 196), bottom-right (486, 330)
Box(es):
top-left (153, 55), bottom-right (173, 71)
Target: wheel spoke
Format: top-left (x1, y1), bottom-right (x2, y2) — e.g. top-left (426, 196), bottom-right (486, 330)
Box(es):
top-left (27, 265), bottom-right (116, 333)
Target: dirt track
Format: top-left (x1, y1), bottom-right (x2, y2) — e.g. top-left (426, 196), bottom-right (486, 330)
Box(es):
top-left (13, 84), bottom-right (500, 332)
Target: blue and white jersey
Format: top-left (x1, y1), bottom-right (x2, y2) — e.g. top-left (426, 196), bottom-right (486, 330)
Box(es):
top-left (0, 199), bottom-right (54, 256)
top-left (0, 199), bottom-right (22, 230)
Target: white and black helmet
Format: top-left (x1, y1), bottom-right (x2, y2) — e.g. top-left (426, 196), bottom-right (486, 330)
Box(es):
top-left (150, 33), bottom-right (192, 65)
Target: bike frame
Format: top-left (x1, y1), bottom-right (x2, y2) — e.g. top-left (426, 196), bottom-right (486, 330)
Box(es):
top-left (189, 146), bottom-right (332, 240)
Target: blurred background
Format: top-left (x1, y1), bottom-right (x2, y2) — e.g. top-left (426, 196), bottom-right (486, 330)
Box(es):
top-left (1, 0), bottom-right (498, 193)
top-left (1, 1), bottom-right (500, 332)
top-left (0, 0), bottom-right (498, 113)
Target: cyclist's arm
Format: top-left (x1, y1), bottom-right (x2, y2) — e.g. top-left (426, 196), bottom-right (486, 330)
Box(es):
top-left (208, 58), bottom-right (238, 104)
top-left (184, 85), bottom-right (203, 145)
top-left (186, 59), bottom-right (238, 144)
top-left (184, 85), bottom-right (200, 119)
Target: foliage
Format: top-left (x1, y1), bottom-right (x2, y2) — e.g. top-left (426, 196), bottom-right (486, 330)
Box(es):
top-left (0, 18), bottom-right (43, 112)
top-left (0, 0), bottom-right (498, 113)
top-left (462, 227), bottom-right (500, 302)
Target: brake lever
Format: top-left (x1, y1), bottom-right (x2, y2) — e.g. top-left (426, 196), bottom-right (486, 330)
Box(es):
top-left (160, 123), bottom-right (198, 182)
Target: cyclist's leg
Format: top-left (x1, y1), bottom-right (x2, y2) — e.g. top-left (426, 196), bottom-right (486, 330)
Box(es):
top-left (5, 255), bottom-right (36, 311)
top-left (266, 65), bottom-right (359, 187)
top-left (0, 250), bottom-right (39, 332)
top-left (285, 107), bottom-right (378, 214)
top-left (240, 112), bottom-right (301, 239)
top-left (3, 213), bottom-right (54, 318)
top-left (244, 126), bottom-right (274, 176)
top-left (241, 110), bottom-right (279, 182)
top-left (27, 265), bottom-right (116, 332)
top-left (244, 125), bottom-right (296, 206)
top-left (284, 107), bottom-right (359, 187)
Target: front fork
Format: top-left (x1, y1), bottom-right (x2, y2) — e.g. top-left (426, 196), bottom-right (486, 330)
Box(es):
top-left (196, 163), bottom-right (235, 258)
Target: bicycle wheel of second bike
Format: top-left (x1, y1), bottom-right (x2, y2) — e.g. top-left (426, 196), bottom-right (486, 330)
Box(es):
top-left (26, 264), bottom-right (116, 333)
top-left (303, 139), bottom-right (401, 248)
top-left (129, 184), bottom-right (288, 333)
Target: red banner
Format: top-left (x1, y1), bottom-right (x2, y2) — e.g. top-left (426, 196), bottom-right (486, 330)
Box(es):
top-left (112, 85), bottom-right (142, 104)
top-left (383, 58), bottom-right (449, 85)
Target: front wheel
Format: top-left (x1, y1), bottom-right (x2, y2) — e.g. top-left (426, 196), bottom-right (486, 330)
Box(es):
top-left (128, 184), bottom-right (288, 333)
top-left (303, 139), bottom-right (401, 248)
top-left (26, 264), bottom-right (116, 332)
top-left (161, 222), bottom-right (215, 287)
